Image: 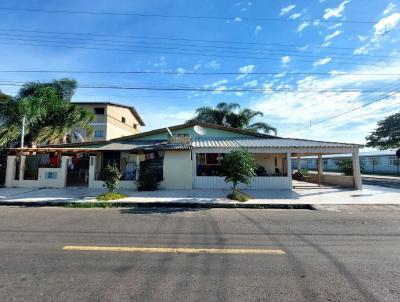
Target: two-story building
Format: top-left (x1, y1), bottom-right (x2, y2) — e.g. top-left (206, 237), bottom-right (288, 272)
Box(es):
top-left (72, 102), bottom-right (145, 141)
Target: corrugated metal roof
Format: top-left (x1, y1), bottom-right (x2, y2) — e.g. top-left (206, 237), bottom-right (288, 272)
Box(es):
top-left (192, 137), bottom-right (360, 148)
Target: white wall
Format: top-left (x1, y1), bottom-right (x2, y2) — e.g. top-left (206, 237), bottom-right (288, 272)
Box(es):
top-left (162, 151), bottom-right (192, 189)
top-left (6, 156), bottom-right (68, 188)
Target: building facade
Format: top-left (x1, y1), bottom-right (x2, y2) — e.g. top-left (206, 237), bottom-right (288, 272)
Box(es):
top-left (72, 102), bottom-right (145, 141)
top-left (5, 122), bottom-right (363, 190)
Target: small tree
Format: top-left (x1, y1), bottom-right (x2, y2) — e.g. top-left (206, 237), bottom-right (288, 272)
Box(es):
top-left (221, 149), bottom-right (256, 194)
top-left (103, 165), bottom-right (122, 192)
top-left (336, 159), bottom-right (353, 176)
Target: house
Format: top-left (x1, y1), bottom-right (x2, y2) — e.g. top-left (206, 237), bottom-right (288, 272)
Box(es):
top-left (72, 102), bottom-right (145, 141)
top-left (294, 150), bottom-right (400, 175)
top-left (4, 122), bottom-right (363, 190)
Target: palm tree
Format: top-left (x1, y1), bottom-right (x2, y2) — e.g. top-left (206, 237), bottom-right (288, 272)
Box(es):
top-left (187, 102), bottom-right (277, 135)
top-left (0, 79), bottom-right (94, 148)
top-left (186, 102), bottom-right (239, 125)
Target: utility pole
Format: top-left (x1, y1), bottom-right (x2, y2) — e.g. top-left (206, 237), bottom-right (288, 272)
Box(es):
top-left (19, 116), bottom-right (26, 182)
top-left (20, 116), bottom-right (26, 151)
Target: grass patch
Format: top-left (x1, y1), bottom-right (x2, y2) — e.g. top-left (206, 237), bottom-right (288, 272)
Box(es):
top-left (227, 191), bottom-right (250, 202)
top-left (97, 192), bottom-right (128, 201)
top-left (64, 202), bottom-right (118, 208)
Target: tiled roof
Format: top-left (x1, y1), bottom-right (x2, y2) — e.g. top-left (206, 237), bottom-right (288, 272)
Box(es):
top-left (191, 137), bottom-right (361, 148)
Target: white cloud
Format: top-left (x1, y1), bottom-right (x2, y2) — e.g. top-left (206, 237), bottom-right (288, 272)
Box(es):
top-left (328, 23), bottom-right (342, 29)
top-left (281, 56), bottom-right (291, 65)
top-left (354, 44), bottom-right (370, 54)
top-left (236, 64), bottom-right (255, 79)
top-left (313, 57), bottom-right (332, 66)
top-left (251, 62), bottom-right (400, 143)
top-left (289, 12), bottom-right (302, 20)
top-left (323, 0), bottom-right (350, 19)
top-left (176, 67), bottom-right (186, 75)
top-left (234, 16), bottom-right (242, 22)
top-left (243, 80), bottom-right (258, 87)
top-left (280, 5), bottom-right (296, 16)
top-left (383, 2), bottom-right (397, 15)
top-left (207, 60), bottom-right (220, 69)
top-left (212, 86), bottom-right (228, 94)
top-left (373, 12), bottom-right (400, 38)
top-left (297, 21), bottom-right (309, 32)
top-left (321, 41), bottom-right (331, 47)
top-left (239, 65), bottom-right (255, 73)
top-left (325, 30), bottom-right (343, 41)
top-left (357, 35), bottom-right (367, 41)
top-left (153, 56), bottom-right (166, 67)
top-left (205, 79), bottom-right (228, 88)
top-left (254, 25), bottom-right (262, 34)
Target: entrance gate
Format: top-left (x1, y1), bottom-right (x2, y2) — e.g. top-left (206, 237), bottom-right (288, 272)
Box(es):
top-left (66, 154), bottom-right (90, 187)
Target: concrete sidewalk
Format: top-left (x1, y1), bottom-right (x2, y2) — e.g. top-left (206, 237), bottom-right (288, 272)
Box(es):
top-left (0, 184), bottom-right (399, 207)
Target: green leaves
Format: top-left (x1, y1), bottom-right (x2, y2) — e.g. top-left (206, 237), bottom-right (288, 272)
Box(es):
top-left (187, 102), bottom-right (277, 135)
top-left (221, 149), bottom-right (257, 193)
top-left (0, 79), bottom-right (94, 148)
top-left (103, 165), bottom-right (122, 192)
top-left (366, 112), bottom-right (400, 150)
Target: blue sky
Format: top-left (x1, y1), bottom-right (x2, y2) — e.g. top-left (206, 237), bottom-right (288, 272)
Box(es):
top-left (0, 0), bottom-right (399, 146)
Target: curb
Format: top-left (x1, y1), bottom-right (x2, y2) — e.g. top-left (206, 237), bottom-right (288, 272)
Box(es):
top-left (0, 201), bottom-right (315, 210)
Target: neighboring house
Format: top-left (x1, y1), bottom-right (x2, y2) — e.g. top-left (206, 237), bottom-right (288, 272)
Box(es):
top-left (4, 122), bottom-right (363, 190)
top-left (294, 150), bottom-right (400, 175)
top-left (72, 102), bottom-right (145, 141)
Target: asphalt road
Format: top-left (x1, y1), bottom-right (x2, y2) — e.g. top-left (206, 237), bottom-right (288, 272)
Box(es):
top-left (362, 177), bottom-right (400, 189)
top-left (0, 207), bottom-right (400, 302)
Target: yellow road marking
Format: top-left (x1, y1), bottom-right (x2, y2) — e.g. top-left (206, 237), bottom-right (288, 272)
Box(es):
top-left (63, 245), bottom-right (285, 255)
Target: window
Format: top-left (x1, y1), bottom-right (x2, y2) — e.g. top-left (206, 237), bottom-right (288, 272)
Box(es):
top-left (94, 107), bottom-right (105, 115)
top-left (367, 157), bottom-right (380, 165)
top-left (389, 156), bottom-right (399, 166)
top-left (176, 133), bottom-right (189, 138)
top-left (122, 116), bottom-right (126, 123)
top-left (196, 153), bottom-right (224, 176)
top-left (133, 123), bottom-right (137, 129)
top-left (95, 130), bottom-right (104, 138)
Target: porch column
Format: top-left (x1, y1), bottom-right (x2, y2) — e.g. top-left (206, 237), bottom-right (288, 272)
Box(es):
top-left (5, 156), bottom-right (16, 187)
top-left (352, 151), bottom-right (362, 190)
top-left (297, 156), bottom-right (301, 170)
top-left (317, 155), bottom-right (323, 186)
top-left (88, 156), bottom-right (96, 188)
top-left (19, 155), bottom-right (26, 182)
top-left (287, 152), bottom-right (292, 188)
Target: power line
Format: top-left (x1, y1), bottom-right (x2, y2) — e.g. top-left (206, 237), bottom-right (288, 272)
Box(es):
top-left (0, 27), bottom-right (395, 53)
top-left (1, 31), bottom-right (397, 60)
top-left (301, 89), bottom-right (400, 129)
top-left (1, 70), bottom-right (399, 76)
top-left (0, 32), bottom-right (398, 63)
top-left (0, 80), bottom-right (397, 93)
top-left (0, 40), bottom-right (394, 68)
top-left (0, 7), bottom-right (378, 24)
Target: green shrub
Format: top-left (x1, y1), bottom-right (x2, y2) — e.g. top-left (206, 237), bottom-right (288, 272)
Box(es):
top-left (336, 159), bottom-right (353, 176)
top-left (103, 165), bottom-right (122, 192)
top-left (227, 192), bottom-right (249, 202)
top-left (97, 192), bottom-right (128, 201)
top-left (137, 169), bottom-right (160, 191)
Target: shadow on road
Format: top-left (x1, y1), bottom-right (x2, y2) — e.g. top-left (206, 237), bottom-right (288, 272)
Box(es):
top-left (119, 207), bottom-right (208, 215)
